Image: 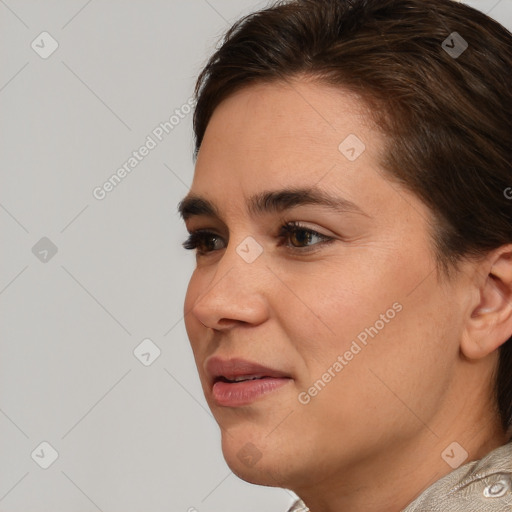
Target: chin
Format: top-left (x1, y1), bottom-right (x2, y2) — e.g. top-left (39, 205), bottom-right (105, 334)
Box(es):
top-left (223, 448), bottom-right (288, 488)
top-left (219, 431), bottom-right (297, 489)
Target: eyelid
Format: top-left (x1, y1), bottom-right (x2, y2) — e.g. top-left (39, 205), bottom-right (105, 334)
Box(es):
top-left (281, 220), bottom-right (333, 238)
top-left (277, 221), bottom-right (332, 242)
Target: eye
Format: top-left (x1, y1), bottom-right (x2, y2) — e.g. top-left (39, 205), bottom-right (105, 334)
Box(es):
top-left (182, 229), bottom-right (224, 255)
top-left (277, 221), bottom-right (334, 251)
top-left (182, 221), bottom-right (334, 256)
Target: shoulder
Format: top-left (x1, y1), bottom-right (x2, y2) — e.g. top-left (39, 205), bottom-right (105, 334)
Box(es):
top-left (403, 440), bottom-right (512, 512)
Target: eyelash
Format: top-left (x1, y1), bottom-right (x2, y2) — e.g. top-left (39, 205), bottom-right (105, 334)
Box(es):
top-left (182, 221), bottom-right (335, 256)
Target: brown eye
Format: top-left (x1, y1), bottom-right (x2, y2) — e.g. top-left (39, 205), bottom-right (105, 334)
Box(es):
top-left (278, 222), bottom-right (334, 251)
top-left (288, 228), bottom-right (316, 247)
top-left (182, 231), bottom-right (225, 255)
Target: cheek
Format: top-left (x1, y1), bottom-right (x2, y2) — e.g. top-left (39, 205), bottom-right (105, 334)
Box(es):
top-left (285, 261), bottom-right (403, 369)
top-left (288, 253), bottom-right (455, 405)
top-left (298, 279), bottom-right (457, 441)
top-left (374, 289), bottom-right (459, 412)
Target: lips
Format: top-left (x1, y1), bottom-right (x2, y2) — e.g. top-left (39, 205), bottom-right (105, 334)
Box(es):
top-left (205, 357), bottom-right (293, 407)
top-left (205, 357), bottom-right (292, 385)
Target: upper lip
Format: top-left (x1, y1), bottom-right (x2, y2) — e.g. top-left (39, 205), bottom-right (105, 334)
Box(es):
top-left (205, 357), bottom-right (292, 385)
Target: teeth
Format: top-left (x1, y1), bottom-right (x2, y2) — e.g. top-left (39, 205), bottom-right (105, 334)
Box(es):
top-left (231, 375), bottom-right (264, 382)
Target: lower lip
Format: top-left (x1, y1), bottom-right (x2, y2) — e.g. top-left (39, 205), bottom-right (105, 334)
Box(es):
top-left (212, 377), bottom-right (292, 407)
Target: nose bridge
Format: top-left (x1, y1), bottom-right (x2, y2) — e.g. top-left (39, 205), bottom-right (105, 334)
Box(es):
top-left (191, 236), bottom-right (269, 327)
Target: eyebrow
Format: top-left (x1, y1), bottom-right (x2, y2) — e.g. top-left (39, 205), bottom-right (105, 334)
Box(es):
top-left (177, 186), bottom-right (368, 222)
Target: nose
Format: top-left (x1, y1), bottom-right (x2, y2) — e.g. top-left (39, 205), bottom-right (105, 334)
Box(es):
top-left (188, 243), bottom-right (271, 331)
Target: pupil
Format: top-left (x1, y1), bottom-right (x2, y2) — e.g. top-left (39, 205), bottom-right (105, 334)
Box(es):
top-left (205, 235), bottom-right (218, 252)
top-left (293, 229), bottom-right (310, 246)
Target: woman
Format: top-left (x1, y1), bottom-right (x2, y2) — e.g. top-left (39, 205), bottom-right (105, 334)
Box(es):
top-left (178, 0), bottom-right (512, 510)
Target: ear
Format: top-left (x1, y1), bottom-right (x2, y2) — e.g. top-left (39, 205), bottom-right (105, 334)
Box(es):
top-left (461, 245), bottom-right (512, 360)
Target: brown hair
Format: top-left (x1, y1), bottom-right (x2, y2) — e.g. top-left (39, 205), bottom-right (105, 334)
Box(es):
top-left (192, 0), bottom-right (512, 434)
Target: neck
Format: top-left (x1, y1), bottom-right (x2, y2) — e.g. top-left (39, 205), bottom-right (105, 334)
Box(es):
top-left (294, 407), bottom-right (507, 512)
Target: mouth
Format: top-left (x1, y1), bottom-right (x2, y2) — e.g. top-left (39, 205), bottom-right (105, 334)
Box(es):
top-left (205, 357), bottom-right (293, 407)
top-left (216, 374), bottom-right (274, 382)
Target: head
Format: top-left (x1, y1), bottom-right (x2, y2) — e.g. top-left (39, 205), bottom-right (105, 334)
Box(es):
top-left (179, 0), bottom-right (512, 493)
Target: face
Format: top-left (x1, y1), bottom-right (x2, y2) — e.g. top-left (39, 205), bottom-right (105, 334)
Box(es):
top-left (180, 80), bottom-right (471, 491)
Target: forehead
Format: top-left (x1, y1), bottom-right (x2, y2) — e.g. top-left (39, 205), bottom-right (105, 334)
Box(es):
top-left (187, 81), bottom-right (385, 213)
top-left (198, 80), bottom-right (377, 162)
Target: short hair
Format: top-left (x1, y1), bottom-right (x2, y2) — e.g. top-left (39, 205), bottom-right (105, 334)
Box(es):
top-left (192, 0), bottom-right (512, 433)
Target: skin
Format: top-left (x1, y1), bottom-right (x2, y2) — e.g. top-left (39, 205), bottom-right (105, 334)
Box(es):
top-left (180, 79), bottom-right (511, 512)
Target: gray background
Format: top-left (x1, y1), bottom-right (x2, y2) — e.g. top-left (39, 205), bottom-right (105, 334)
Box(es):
top-left (0, 1), bottom-right (510, 511)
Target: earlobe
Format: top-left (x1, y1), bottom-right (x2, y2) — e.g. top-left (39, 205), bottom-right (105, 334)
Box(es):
top-left (461, 246), bottom-right (512, 361)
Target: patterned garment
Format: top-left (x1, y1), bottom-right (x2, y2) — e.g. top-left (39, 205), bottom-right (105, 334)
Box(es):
top-left (287, 439), bottom-right (512, 511)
